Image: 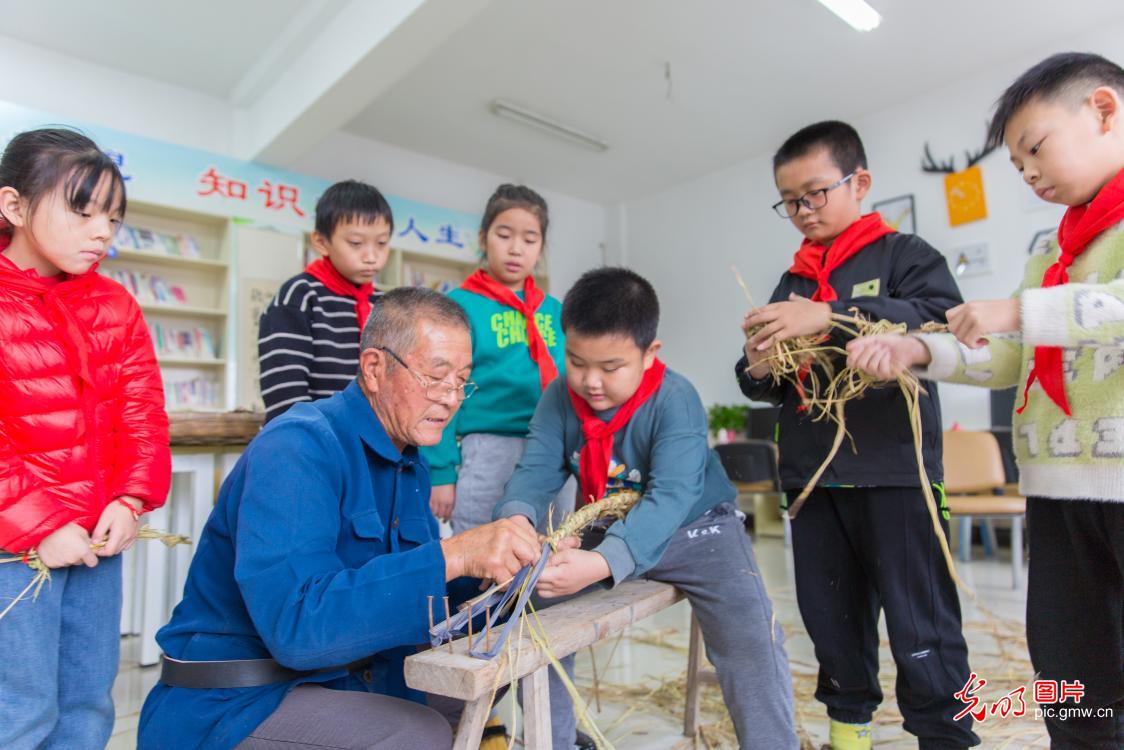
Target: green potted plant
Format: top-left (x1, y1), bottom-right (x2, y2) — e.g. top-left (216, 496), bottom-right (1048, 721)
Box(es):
top-left (707, 404), bottom-right (749, 444)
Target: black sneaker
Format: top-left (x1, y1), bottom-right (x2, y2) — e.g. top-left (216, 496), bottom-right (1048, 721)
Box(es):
top-left (575, 729), bottom-right (596, 750)
top-left (479, 720), bottom-right (507, 750)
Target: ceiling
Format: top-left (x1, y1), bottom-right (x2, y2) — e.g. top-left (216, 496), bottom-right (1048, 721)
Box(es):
top-left (344, 0), bottom-right (1124, 201)
top-left (5, 0), bottom-right (1124, 203)
top-left (0, 0), bottom-right (336, 99)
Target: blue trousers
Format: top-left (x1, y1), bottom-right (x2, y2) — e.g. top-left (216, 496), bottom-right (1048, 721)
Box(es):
top-left (0, 553), bottom-right (123, 750)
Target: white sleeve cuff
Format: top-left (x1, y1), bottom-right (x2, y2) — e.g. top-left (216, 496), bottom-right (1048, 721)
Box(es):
top-left (1020, 286), bottom-right (1071, 347)
top-left (909, 333), bottom-right (962, 381)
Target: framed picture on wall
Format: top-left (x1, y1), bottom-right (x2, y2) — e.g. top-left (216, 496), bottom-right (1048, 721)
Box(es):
top-left (1028, 227), bottom-right (1057, 256)
top-left (872, 194), bottom-right (916, 234)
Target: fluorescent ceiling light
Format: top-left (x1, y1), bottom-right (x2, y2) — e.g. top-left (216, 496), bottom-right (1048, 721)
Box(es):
top-left (490, 99), bottom-right (609, 152)
top-left (816, 0), bottom-right (881, 31)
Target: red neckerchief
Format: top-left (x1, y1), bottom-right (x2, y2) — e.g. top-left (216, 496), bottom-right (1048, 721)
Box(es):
top-left (461, 269), bottom-right (558, 390)
top-left (788, 212), bottom-right (896, 301)
top-left (1018, 167), bottom-right (1124, 416)
top-left (305, 257), bottom-right (374, 333)
top-left (787, 212), bottom-right (895, 409)
top-left (0, 236), bottom-right (97, 386)
top-left (568, 359), bottom-right (666, 505)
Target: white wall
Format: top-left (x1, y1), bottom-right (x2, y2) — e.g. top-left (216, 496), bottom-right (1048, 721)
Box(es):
top-left (622, 22), bottom-right (1124, 428)
top-left (0, 35), bottom-right (234, 155)
top-left (292, 131), bottom-right (607, 295)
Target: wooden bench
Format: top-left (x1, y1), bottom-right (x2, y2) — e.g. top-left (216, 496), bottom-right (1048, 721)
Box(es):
top-left (404, 579), bottom-right (684, 749)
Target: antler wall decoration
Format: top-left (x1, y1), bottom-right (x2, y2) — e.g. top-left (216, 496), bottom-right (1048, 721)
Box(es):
top-left (921, 139), bottom-right (998, 174)
top-left (922, 129), bottom-right (997, 227)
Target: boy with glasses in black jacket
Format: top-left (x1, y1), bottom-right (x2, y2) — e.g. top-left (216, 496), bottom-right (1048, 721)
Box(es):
top-left (736, 120), bottom-right (977, 750)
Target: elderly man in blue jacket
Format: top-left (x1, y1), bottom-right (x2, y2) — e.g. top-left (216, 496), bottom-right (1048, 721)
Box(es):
top-left (139, 287), bottom-right (543, 750)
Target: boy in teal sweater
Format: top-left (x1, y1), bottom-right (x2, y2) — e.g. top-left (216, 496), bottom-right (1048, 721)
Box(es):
top-left (848, 52), bottom-right (1124, 747)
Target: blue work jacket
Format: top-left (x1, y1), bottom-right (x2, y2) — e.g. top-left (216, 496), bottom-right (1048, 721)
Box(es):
top-left (139, 381), bottom-right (448, 749)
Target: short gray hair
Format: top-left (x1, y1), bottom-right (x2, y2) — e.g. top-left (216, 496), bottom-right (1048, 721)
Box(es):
top-left (359, 287), bottom-right (470, 368)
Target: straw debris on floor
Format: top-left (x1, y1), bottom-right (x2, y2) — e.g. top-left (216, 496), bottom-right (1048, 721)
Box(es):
top-left (566, 588), bottom-right (1048, 749)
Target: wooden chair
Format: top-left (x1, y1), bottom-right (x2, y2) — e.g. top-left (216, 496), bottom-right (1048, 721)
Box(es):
top-left (942, 430), bottom-right (1026, 589)
top-left (715, 440), bottom-right (789, 542)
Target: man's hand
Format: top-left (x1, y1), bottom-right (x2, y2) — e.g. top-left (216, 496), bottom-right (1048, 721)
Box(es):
top-left (535, 548), bottom-right (610, 598)
top-left (429, 484), bottom-right (456, 523)
top-left (440, 516), bottom-right (541, 582)
top-left (947, 299), bottom-right (1021, 349)
top-left (92, 497), bottom-right (142, 557)
top-left (36, 523), bottom-right (97, 569)
top-left (846, 335), bottom-right (932, 381)
top-left (745, 294), bottom-right (832, 353)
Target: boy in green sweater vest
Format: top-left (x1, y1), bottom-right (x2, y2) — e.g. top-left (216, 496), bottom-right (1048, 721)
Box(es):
top-left (848, 52), bottom-right (1124, 747)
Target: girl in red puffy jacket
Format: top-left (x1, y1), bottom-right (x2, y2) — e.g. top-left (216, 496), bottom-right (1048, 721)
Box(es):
top-left (0, 128), bottom-right (171, 749)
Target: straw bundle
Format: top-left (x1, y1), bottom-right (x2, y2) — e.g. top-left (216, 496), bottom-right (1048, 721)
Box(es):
top-left (546, 491), bottom-right (642, 548)
top-left (0, 526), bottom-right (192, 621)
top-left (734, 268), bottom-right (968, 595)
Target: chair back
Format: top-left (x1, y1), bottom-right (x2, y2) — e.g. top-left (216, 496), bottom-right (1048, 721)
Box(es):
top-left (942, 430), bottom-right (1007, 494)
top-left (715, 440), bottom-right (780, 489)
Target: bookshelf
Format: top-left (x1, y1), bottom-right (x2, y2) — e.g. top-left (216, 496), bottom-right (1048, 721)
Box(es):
top-left (101, 201), bottom-right (231, 411)
top-left (104, 208), bottom-right (554, 415)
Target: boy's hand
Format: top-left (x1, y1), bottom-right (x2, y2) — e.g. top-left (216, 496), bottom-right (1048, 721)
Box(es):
top-left (745, 294), bottom-right (832, 352)
top-left (535, 548), bottom-right (610, 598)
top-left (846, 335), bottom-right (931, 381)
top-left (545, 536), bottom-right (582, 552)
top-left (947, 299), bottom-right (1020, 349)
top-left (741, 312), bottom-right (775, 379)
top-left (36, 523), bottom-right (98, 569)
top-left (429, 484), bottom-right (456, 523)
top-left (93, 497), bottom-right (143, 557)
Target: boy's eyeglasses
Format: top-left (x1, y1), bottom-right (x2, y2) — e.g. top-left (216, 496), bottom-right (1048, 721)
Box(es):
top-left (771, 172), bottom-right (856, 219)
top-left (377, 347), bottom-right (478, 402)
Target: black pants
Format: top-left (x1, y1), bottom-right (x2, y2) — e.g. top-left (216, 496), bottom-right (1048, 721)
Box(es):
top-left (789, 486), bottom-right (979, 749)
top-left (1027, 497), bottom-right (1124, 749)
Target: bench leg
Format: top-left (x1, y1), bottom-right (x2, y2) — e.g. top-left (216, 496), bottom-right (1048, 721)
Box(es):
top-left (684, 612), bottom-right (702, 738)
top-left (521, 665), bottom-right (552, 750)
top-left (452, 694), bottom-right (493, 750)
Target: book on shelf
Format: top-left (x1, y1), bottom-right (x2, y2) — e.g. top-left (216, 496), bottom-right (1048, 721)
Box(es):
top-left (400, 262), bottom-right (463, 294)
top-left (164, 377), bottom-right (221, 410)
top-left (149, 323), bottom-right (219, 359)
top-left (103, 268), bottom-right (191, 307)
top-left (109, 223), bottom-right (203, 260)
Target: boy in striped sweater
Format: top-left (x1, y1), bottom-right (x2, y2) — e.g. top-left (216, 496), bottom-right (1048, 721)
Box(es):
top-left (848, 53), bottom-right (1124, 747)
top-left (258, 181), bottom-right (392, 422)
